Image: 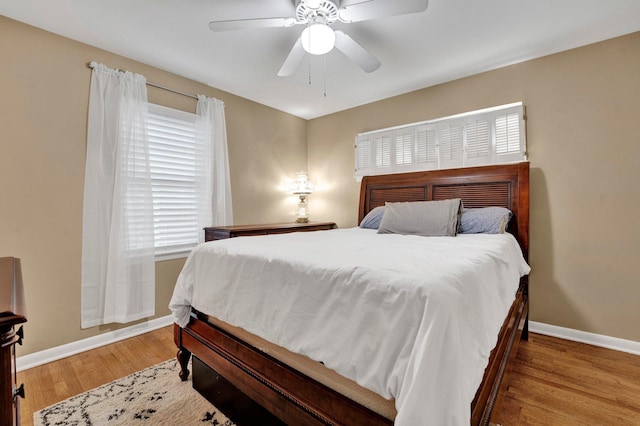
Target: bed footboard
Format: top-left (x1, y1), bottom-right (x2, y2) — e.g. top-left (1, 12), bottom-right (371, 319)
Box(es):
top-left (174, 310), bottom-right (392, 426)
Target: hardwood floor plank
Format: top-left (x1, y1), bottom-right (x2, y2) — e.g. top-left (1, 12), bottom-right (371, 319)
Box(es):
top-left (505, 374), bottom-right (633, 425)
top-left (17, 327), bottom-right (176, 426)
top-left (16, 328), bottom-right (640, 426)
top-left (494, 333), bottom-right (640, 425)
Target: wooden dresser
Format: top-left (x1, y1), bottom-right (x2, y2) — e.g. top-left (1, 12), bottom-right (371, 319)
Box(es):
top-left (204, 222), bottom-right (337, 242)
top-left (0, 257), bottom-right (26, 426)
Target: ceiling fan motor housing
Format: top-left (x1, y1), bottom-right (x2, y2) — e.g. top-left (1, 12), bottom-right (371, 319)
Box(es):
top-left (296, 0), bottom-right (339, 25)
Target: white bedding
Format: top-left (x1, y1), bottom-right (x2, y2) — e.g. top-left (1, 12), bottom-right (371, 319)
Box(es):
top-left (170, 227), bottom-right (530, 425)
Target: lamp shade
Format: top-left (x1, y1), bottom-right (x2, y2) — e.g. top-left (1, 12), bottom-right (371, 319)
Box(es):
top-left (301, 23), bottom-right (335, 55)
top-left (290, 171), bottom-right (314, 194)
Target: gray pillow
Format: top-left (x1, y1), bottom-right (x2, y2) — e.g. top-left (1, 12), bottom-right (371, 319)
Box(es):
top-left (459, 207), bottom-right (512, 234)
top-left (359, 205), bottom-right (386, 229)
top-left (377, 199), bottom-right (462, 237)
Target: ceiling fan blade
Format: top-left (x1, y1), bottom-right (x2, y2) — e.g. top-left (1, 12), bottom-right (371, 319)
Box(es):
top-left (209, 17), bottom-right (297, 32)
top-left (338, 0), bottom-right (428, 23)
top-left (333, 31), bottom-right (381, 73)
top-left (278, 38), bottom-right (306, 77)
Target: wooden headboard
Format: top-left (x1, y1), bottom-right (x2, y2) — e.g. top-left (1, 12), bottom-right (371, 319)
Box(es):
top-left (358, 162), bottom-right (530, 260)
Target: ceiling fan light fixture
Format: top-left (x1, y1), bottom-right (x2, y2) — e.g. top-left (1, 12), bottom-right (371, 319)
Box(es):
top-left (301, 23), bottom-right (335, 55)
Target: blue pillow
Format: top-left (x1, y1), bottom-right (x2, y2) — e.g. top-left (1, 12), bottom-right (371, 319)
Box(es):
top-left (359, 206), bottom-right (386, 229)
top-left (459, 207), bottom-right (512, 234)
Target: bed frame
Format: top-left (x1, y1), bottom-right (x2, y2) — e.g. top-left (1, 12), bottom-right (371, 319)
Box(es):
top-left (174, 162), bottom-right (530, 425)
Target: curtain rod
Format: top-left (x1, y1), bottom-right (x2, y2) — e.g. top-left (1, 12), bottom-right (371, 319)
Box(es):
top-left (87, 62), bottom-right (198, 100)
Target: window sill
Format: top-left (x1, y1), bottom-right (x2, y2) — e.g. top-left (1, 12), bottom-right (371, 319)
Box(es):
top-left (155, 249), bottom-right (192, 262)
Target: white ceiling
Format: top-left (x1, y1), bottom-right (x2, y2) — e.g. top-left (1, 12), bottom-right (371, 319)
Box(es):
top-left (2, 0), bottom-right (639, 119)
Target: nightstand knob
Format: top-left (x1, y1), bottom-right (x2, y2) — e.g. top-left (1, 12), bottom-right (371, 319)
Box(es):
top-left (16, 326), bottom-right (24, 345)
top-left (14, 383), bottom-right (25, 399)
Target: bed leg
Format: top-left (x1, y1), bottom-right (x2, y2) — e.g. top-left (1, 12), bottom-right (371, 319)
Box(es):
top-left (177, 348), bottom-right (191, 381)
top-left (521, 313), bottom-right (529, 341)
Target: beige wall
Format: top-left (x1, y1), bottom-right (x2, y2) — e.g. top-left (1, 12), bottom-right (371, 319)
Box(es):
top-left (308, 32), bottom-right (640, 343)
top-left (0, 16), bottom-right (307, 356)
top-left (2, 13), bottom-right (638, 357)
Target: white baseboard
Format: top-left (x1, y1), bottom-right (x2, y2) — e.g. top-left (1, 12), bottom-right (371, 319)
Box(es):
top-left (17, 317), bottom-right (639, 372)
top-left (529, 321), bottom-right (640, 356)
top-left (16, 315), bottom-right (174, 372)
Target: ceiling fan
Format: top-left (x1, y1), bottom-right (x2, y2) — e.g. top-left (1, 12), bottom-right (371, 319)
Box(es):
top-left (209, 0), bottom-right (429, 77)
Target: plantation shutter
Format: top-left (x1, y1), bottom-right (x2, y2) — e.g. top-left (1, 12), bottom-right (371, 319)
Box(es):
top-left (437, 121), bottom-right (464, 169)
top-left (465, 117), bottom-right (491, 166)
top-left (374, 132), bottom-right (392, 168)
top-left (354, 102), bottom-right (526, 179)
top-left (415, 125), bottom-right (438, 169)
top-left (495, 111), bottom-right (524, 163)
top-left (355, 136), bottom-right (373, 175)
top-left (394, 128), bottom-right (413, 166)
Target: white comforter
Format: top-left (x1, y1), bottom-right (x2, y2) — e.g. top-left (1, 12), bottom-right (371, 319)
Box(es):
top-left (170, 227), bottom-right (530, 425)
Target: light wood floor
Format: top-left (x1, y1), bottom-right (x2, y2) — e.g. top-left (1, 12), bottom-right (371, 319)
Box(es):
top-left (17, 327), bottom-right (176, 426)
top-left (495, 332), bottom-right (640, 425)
top-left (17, 327), bottom-right (640, 425)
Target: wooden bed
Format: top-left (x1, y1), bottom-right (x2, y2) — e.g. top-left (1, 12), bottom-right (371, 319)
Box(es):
top-left (174, 162), bottom-right (530, 425)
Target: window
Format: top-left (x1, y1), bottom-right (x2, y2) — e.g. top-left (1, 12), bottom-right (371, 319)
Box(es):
top-left (147, 104), bottom-right (202, 259)
top-left (355, 102), bottom-right (526, 179)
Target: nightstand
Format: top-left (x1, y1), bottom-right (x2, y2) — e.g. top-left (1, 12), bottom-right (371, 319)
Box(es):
top-left (204, 222), bottom-right (337, 242)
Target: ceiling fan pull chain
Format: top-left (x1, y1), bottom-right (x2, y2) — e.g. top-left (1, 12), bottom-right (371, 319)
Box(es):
top-left (323, 55), bottom-right (327, 98)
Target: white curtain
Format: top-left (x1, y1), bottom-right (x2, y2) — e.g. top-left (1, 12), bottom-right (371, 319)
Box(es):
top-left (81, 62), bottom-right (155, 328)
top-left (196, 95), bottom-right (233, 239)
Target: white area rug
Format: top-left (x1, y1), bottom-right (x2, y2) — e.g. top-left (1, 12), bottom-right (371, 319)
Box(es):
top-left (34, 359), bottom-right (235, 425)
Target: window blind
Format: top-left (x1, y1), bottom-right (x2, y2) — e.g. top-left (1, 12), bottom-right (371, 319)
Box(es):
top-left (147, 104), bottom-right (201, 257)
top-left (355, 102), bottom-right (526, 179)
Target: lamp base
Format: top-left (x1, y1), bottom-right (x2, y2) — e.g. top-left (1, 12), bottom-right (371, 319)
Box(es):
top-left (295, 217), bottom-right (309, 223)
